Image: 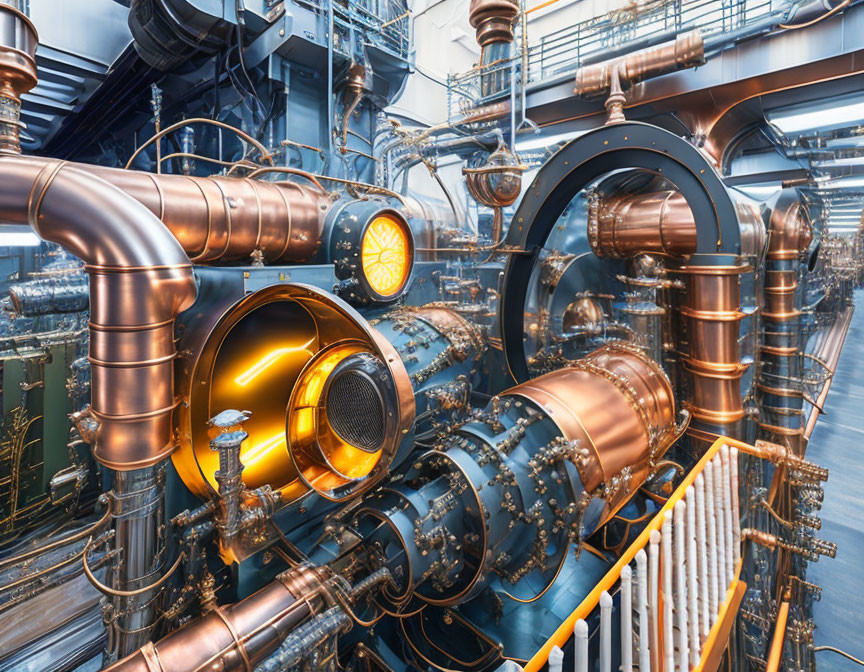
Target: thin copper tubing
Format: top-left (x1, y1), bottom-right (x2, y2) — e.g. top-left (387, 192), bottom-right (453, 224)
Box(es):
top-left (124, 118), bottom-right (274, 170)
top-left (0, 506), bottom-right (111, 570)
top-left (0, 155), bottom-right (197, 470)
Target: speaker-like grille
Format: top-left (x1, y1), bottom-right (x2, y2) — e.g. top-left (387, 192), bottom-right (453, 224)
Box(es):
top-left (326, 370), bottom-right (385, 452)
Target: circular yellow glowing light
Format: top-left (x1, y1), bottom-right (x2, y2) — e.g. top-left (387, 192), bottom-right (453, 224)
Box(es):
top-left (360, 214), bottom-right (412, 298)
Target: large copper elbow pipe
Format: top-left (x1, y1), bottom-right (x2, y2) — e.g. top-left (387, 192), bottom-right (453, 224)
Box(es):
top-left (80, 165), bottom-right (327, 264)
top-left (0, 156), bottom-right (197, 469)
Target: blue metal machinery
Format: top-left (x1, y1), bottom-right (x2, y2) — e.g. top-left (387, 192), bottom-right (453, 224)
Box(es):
top-left (0, 1), bottom-right (861, 671)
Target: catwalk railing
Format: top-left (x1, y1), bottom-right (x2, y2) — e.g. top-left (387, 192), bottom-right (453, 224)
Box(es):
top-left (447, 0), bottom-right (782, 112)
top-left (524, 437), bottom-right (759, 672)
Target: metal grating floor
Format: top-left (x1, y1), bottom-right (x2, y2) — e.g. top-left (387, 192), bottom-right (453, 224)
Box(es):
top-left (806, 294), bottom-right (864, 671)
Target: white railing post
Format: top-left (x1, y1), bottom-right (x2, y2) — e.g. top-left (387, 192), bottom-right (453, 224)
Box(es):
top-left (574, 619), bottom-right (589, 672)
top-left (720, 445), bottom-right (735, 584)
top-left (636, 549), bottom-right (651, 672)
top-left (600, 591), bottom-right (613, 672)
top-left (649, 530), bottom-right (661, 669)
top-left (621, 565), bottom-right (633, 672)
top-left (695, 472), bottom-right (711, 640)
top-left (549, 646), bottom-right (564, 672)
top-left (675, 500), bottom-right (690, 672)
top-left (686, 486), bottom-right (701, 666)
top-left (730, 446), bottom-right (742, 567)
top-left (705, 460), bottom-right (721, 624)
top-left (662, 511), bottom-right (675, 672)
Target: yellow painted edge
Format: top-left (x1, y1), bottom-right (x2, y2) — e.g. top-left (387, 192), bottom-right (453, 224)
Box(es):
top-left (692, 558), bottom-right (745, 672)
top-left (765, 600), bottom-right (790, 672)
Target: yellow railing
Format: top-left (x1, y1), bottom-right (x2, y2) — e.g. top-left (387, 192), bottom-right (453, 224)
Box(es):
top-left (525, 436), bottom-right (760, 672)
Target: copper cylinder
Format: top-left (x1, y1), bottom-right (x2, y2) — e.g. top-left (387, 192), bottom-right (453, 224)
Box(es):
top-left (80, 165), bottom-right (327, 264)
top-left (510, 343), bottom-right (676, 492)
top-left (468, 0), bottom-right (519, 46)
top-left (589, 190), bottom-right (698, 258)
top-left (763, 269), bottom-right (799, 320)
top-left (103, 564), bottom-right (332, 672)
top-left (0, 156), bottom-right (197, 469)
top-left (0, 4), bottom-right (37, 153)
top-left (678, 261), bottom-right (748, 426)
top-left (574, 31), bottom-right (704, 97)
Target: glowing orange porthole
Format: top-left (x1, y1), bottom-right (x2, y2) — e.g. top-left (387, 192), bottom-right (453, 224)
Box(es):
top-left (360, 213), bottom-right (413, 299)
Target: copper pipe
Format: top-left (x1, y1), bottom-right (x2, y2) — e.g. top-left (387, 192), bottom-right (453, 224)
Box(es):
top-left (512, 343), bottom-right (676, 492)
top-left (0, 4), bottom-right (38, 153)
top-left (758, 192), bottom-right (813, 450)
top-left (766, 197), bottom-right (812, 262)
top-left (469, 0), bottom-right (519, 98)
top-left (588, 190), bottom-right (698, 258)
top-left (573, 31), bottom-right (704, 98)
top-left (0, 156), bottom-right (197, 469)
top-left (676, 260), bottom-right (749, 428)
top-left (124, 117), bottom-right (274, 170)
top-left (103, 564), bottom-right (333, 672)
top-left (77, 164), bottom-right (326, 264)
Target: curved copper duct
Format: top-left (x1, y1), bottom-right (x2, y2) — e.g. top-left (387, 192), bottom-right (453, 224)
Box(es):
top-left (587, 181), bottom-right (764, 440)
top-left (0, 156), bottom-right (197, 468)
top-left (80, 165), bottom-right (327, 264)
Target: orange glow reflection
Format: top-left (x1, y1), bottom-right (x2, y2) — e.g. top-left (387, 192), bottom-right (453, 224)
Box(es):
top-left (234, 338), bottom-right (315, 386)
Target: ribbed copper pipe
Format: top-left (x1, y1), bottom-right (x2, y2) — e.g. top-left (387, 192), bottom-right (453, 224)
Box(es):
top-left (574, 31), bottom-right (704, 97)
top-left (81, 165), bottom-right (327, 264)
top-left (758, 192), bottom-right (812, 448)
top-left (677, 260), bottom-right (749, 427)
top-left (103, 564), bottom-right (332, 672)
top-left (512, 343), bottom-right (676, 492)
top-left (0, 4), bottom-right (37, 153)
top-left (468, 0), bottom-right (519, 46)
top-left (0, 156), bottom-right (197, 469)
top-left (588, 190), bottom-right (698, 258)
